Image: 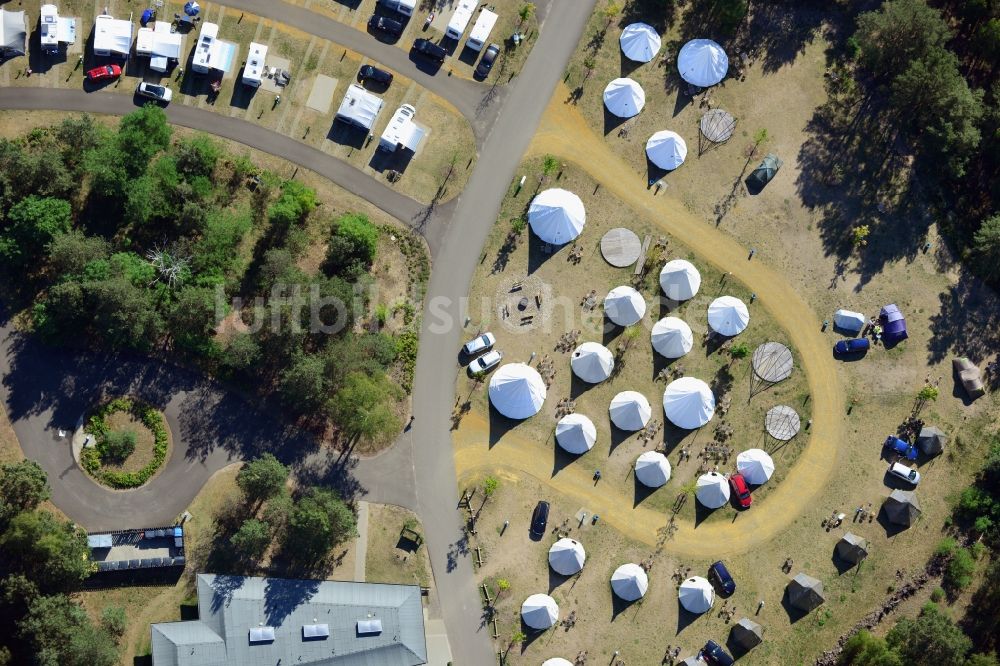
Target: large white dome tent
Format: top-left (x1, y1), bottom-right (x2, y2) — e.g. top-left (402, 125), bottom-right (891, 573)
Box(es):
top-left (707, 296), bottom-right (750, 336)
top-left (619, 22), bottom-right (661, 62)
top-left (634, 451), bottom-right (671, 488)
top-left (571, 342), bottom-right (614, 383)
top-left (645, 130), bottom-right (688, 170)
top-left (677, 39), bottom-right (729, 87)
top-left (604, 285), bottom-right (646, 326)
top-left (651, 317), bottom-right (694, 359)
top-left (696, 471), bottom-right (731, 508)
top-left (555, 413), bottom-right (597, 454)
top-left (678, 576), bottom-right (715, 613)
top-left (611, 563), bottom-right (648, 601)
top-left (488, 363), bottom-right (546, 419)
top-left (663, 377), bottom-right (716, 429)
top-left (603, 77), bottom-right (645, 118)
top-left (528, 188), bottom-right (586, 245)
top-left (736, 448), bottom-right (775, 485)
top-left (659, 259), bottom-right (701, 301)
top-left (548, 538), bottom-right (586, 576)
top-left (521, 594), bottom-right (559, 629)
top-left (609, 391), bottom-right (652, 431)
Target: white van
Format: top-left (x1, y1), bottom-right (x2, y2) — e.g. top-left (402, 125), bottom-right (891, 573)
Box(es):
top-left (379, 0), bottom-right (415, 17)
top-left (466, 9), bottom-right (498, 51)
top-left (445, 0), bottom-right (477, 40)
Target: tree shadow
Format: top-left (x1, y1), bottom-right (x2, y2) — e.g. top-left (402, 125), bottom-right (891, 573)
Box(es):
top-left (619, 0), bottom-right (678, 33)
top-left (263, 576), bottom-right (321, 627)
top-left (926, 270), bottom-right (1000, 365)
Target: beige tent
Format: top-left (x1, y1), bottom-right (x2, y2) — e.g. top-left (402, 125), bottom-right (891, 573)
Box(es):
top-left (884, 489), bottom-right (921, 527)
top-left (835, 533), bottom-right (869, 565)
top-left (953, 357), bottom-right (985, 399)
top-left (787, 573), bottom-right (825, 612)
top-left (730, 618), bottom-right (763, 650)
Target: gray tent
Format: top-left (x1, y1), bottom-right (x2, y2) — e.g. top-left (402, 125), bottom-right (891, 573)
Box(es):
top-left (730, 618), bottom-right (763, 650)
top-left (787, 573), bottom-right (825, 612)
top-left (835, 533), bottom-right (869, 565)
top-left (953, 357), bottom-right (985, 399)
top-left (0, 9), bottom-right (27, 58)
top-left (746, 154), bottom-right (782, 192)
top-left (917, 426), bottom-right (947, 456)
top-left (884, 489), bottom-right (921, 527)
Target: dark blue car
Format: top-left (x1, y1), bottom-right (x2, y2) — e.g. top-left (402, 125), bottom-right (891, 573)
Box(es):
top-left (709, 561), bottom-right (736, 595)
top-left (834, 337), bottom-right (870, 355)
top-left (702, 640), bottom-right (735, 666)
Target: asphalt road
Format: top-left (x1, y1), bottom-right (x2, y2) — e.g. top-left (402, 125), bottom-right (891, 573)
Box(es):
top-left (0, 0), bottom-right (596, 661)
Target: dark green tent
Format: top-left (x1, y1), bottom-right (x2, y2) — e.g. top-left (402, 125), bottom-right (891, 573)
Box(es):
top-left (746, 153), bottom-right (783, 192)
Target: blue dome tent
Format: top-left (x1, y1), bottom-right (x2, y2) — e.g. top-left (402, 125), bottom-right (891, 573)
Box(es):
top-left (879, 304), bottom-right (907, 344)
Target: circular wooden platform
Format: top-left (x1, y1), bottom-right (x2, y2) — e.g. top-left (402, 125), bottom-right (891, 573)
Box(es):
top-left (601, 228), bottom-right (642, 267)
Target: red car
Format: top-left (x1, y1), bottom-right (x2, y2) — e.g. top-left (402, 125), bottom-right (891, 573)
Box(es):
top-left (729, 473), bottom-right (752, 509)
top-left (86, 64), bottom-right (122, 82)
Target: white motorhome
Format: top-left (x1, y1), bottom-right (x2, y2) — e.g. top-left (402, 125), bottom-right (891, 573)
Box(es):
top-left (445, 0), bottom-right (476, 40)
top-left (378, 104), bottom-right (426, 152)
top-left (191, 21), bottom-right (217, 73)
top-left (39, 4), bottom-right (77, 54)
top-left (378, 0), bottom-right (415, 17)
top-left (335, 84), bottom-right (384, 131)
top-left (242, 42), bottom-right (267, 87)
top-left (93, 14), bottom-right (132, 57)
top-left (466, 9), bottom-right (497, 51)
top-left (136, 21), bottom-right (183, 73)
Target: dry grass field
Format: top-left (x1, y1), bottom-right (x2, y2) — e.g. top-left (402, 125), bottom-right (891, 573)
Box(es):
top-left (0, 0), bottom-right (476, 204)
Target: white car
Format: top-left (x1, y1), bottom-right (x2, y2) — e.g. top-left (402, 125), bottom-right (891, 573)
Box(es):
top-left (887, 461), bottom-right (920, 486)
top-left (468, 350), bottom-right (502, 376)
top-left (137, 81), bottom-right (173, 103)
top-left (462, 332), bottom-right (495, 356)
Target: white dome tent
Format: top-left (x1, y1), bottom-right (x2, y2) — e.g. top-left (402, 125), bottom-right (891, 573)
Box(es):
top-left (571, 342), bottom-right (614, 383)
top-left (696, 471), bottom-right (731, 508)
top-left (521, 594), bottom-right (559, 630)
top-left (555, 413), bottom-right (597, 454)
top-left (645, 130), bottom-right (688, 170)
top-left (603, 78), bottom-right (645, 118)
top-left (707, 296), bottom-right (750, 336)
top-left (652, 317), bottom-right (694, 359)
top-left (663, 377), bottom-right (716, 429)
top-left (619, 22), bottom-right (661, 62)
top-left (678, 576), bottom-right (715, 614)
top-left (548, 538), bottom-right (586, 576)
top-left (609, 391), bottom-right (652, 431)
top-left (659, 259), bottom-right (701, 301)
top-left (677, 39), bottom-right (729, 87)
top-left (528, 188), bottom-right (586, 245)
top-left (611, 563), bottom-right (648, 601)
top-left (736, 449), bottom-right (775, 485)
top-left (488, 363), bottom-right (546, 420)
top-left (604, 285), bottom-right (646, 326)
top-left (634, 451), bottom-right (672, 488)
top-left (543, 660), bottom-right (575, 666)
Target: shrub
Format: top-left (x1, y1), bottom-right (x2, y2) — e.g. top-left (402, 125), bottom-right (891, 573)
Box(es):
top-left (99, 430), bottom-right (136, 462)
top-left (930, 587), bottom-right (945, 603)
top-left (100, 606), bottom-right (127, 640)
top-left (944, 548), bottom-right (976, 591)
top-left (83, 398), bottom-right (169, 489)
top-left (935, 537), bottom-right (958, 557)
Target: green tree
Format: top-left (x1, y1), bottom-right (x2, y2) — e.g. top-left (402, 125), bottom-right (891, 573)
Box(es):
top-left (329, 372), bottom-right (402, 446)
top-left (85, 278), bottom-right (164, 350)
top-left (973, 214), bottom-right (1000, 282)
top-left (0, 196), bottom-right (72, 265)
top-left (855, 0), bottom-right (951, 78)
top-left (84, 143), bottom-right (130, 202)
top-left (99, 430), bottom-right (136, 462)
top-left (47, 231), bottom-right (109, 277)
top-left (0, 460), bottom-right (51, 522)
top-left (168, 286), bottom-right (219, 352)
top-left (174, 135), bottom-right (220, 179)
top-left (54, 114), bottom-right (107, 173)
top-left (518, 3), bottom-right (535, 24)
top-left (19, 594), bottom-right (118, 666)
top-left (0, 511), bottom-right (91, 593)
top-left (886, 603), bottom-right (972, 665)
top-left (324, 213), bottom-right (379, 279)
top-left (116, 104), bottom-right (172, 174)
top-left (190, 209), bottom-right (253, 285)
top-left (236, 453), bottom-right (289, 507)
top-left (221, 333), bottom-right (262, 373)
top-left (100, 606), bottom-right (127, 642)
top-left (230, 518), bottom-right (272, 560)
top-left (287, 487), bottom-right (357, 559)
top-left (278, 354), bottom-right (330, 413)
top-left (944, 547), bottom-right (976, 591)
top-left (839, 630), bottom-right (902, 666)
top-left (966, 654), bottom-right (1000, 666)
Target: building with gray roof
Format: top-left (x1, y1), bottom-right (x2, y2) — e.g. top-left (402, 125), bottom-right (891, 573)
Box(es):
top-left (151, 574), bottom-right (427, 666)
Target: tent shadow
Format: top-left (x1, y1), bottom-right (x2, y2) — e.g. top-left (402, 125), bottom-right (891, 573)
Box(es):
top-left (694, 500), bottom-right (714, 527)
top-left (950, 362), bottom-right (978, 407)
top-left (603, 106), bottom-right (630, 136)
top-left (611, 593), bottom-right (640, 622)
top-left (672, 86), bottom-right (693, 117)
top-left (488, 402), bottom-right (520, 448)
top-left (661, 420), bottom-right (689, 455)
top-left (645, 158), bottom-right (669, 190)
top-left (602, 319), bottom-right (623, 346)
top-left (619, 49), bottom-right (643, 78)
top-left (551, 443), bottom-right (580, 478)
top-left (608, 424), bottom-right (633, 456)
top-left (675, 602), bottom-right (701, 635)
top-left (570, 373), bottom-right (594, 399)
top-left (651, 349), bottom-right (675, 383)
top-left (780, 587), bottom-right (810, 624)
top-left (547, 567), bottom-right (575, 595)
top-left (527, 227), bottom-right (567, 275)
top-left (633, 477), bottom-right (660, 507)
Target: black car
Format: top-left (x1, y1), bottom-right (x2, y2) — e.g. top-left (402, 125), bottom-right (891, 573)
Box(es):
top-left (702, 640), bottom-right (735, 666)
top-left (529, 500), bottom-right (550, 539)
top-left (368, 15), bottom-right (404, 38)
top-left (708, 560), bottom-right (736, 596)
top-left (474, 43), bottom-right (500, 80)
top-left (412, 38), bottom-right (447, 63)
top-left (358, 65), bottom-right (394, 86)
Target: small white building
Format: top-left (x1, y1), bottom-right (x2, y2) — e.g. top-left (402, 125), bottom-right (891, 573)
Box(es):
top-left (39, 4), bottom-right (77, 54)
top-left (93, 13), bottom-right (133, 57)
top-left (466, 9), bottom-right (497, 51)
top-left (445, 0), bottom-right (477, 40)
top-left (190, 21), bottom-right (236, 73)
top-left (335, 84), bottom-right (384, 131)
top-left (379, 104), bottom-right (426, 152)
top-left (241, 42), bottom-right (267, 87)
top-left (378, 0), bottom-right (415, 17)
top-left (136, 21), bottom-right (182, 73)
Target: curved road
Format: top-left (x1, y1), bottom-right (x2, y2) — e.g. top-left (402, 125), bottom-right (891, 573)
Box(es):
top-left (0, 1), bottom-right (596, 663)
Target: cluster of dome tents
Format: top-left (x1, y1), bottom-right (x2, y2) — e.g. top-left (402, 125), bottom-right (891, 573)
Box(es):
top-left (606, 25), bottom-right (731, 171)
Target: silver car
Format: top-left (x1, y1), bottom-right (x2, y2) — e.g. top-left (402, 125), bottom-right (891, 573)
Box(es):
top-left (462, 332), bottom-right (495, 356)
top-left (467, 350), bottom-right (502, 376)
top-left (137, 82), bottom-right (173, 103)
top-left (887, 461), bottom-right (920, 486)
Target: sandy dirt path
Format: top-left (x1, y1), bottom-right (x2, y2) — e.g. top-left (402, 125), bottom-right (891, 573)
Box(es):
top-left (453, 87), bottom-right (845, 557)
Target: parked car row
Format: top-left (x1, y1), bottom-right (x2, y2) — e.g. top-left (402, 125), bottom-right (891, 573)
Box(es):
top-left (461, 331), bottom-right (502, 375)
